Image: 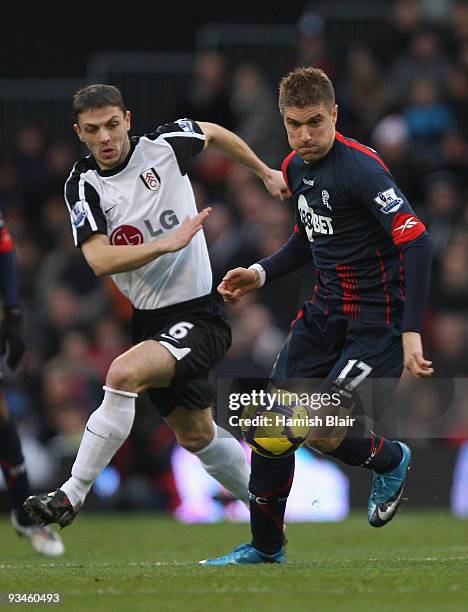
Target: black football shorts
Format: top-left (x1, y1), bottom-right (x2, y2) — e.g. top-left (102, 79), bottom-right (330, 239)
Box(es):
top-left (271, 301), bottom-right (404, 421)
top-left (132, 294), bottom-right (231, 416)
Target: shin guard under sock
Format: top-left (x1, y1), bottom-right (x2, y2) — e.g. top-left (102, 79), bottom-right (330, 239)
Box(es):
top-left (324, 420), bottom-right (403, 473)
top-left (249, 451), bottom-right (295, 554)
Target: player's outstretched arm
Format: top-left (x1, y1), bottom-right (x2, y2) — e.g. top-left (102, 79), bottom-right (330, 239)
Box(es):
top-left (402, 332), bottom-right (434, 379)
top-left (217, 267), bottom-right (260, 304)
top-left (82, 208), bottom-right (211, 276)
top-left (218, 231), bottom-right (311, 304)
top-left (198, 122), bottom-right (291, 202)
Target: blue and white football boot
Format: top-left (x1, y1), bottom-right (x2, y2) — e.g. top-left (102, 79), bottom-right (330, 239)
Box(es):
top-left (368, 441), bottom-right (412, 527)
top-left (199, 543), bottom-right (285, 565)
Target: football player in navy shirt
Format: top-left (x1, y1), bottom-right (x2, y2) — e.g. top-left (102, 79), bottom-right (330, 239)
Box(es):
top-left (0, 214), bottom-right (64, 555)
top-left (202, 67), bottom-right (433, 565)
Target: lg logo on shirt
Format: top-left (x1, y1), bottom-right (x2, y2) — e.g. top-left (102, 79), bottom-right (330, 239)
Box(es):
top-left (298, 194), bottom-right (334, 241)
top-left (110, 210), bottom-right (180, 244)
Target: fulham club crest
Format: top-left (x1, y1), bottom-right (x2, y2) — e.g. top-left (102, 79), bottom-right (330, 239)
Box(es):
top-left (140, 167), bottom-right (161, 191)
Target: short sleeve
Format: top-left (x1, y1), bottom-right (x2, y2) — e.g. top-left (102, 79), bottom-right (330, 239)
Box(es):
top-left (64, 172), bottom-right (107, 247)
top-left (146, 119), bottom-right (206, 175)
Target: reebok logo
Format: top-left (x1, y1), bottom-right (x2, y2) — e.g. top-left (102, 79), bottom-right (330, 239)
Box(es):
top-left (394, 216), bottom-right (418, 234)
top-left (391, 212), bottom-right (425, 246)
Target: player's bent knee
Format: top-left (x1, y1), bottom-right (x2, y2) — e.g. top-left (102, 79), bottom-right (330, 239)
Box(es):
top-left (106, 358), bottom-right (141, 393)
top-left (174, 428), bottom-right (214, 453)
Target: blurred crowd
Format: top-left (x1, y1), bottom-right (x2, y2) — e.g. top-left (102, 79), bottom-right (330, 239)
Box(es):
top-left (0, 0), bottom-right (467, 510)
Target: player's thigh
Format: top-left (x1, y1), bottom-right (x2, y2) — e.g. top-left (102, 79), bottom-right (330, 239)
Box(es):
top-left (272, 307), bottom-right (344, 381)
top-left (143, 306), bottom-right (231, 432)
top-left (133, 298), bottom-right (231, 388)
top-left (106, 340), bottom-right (177, 392)
top-left (317, 322), bottom-right (403, 420)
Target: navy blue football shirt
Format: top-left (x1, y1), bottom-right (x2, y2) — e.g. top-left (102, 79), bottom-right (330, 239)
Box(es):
top-left (277, 132), bottom-right (428, 327)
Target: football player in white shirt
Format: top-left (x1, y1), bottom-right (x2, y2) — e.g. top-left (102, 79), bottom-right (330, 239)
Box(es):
top-left (24, 84), bottom-right (289, 529)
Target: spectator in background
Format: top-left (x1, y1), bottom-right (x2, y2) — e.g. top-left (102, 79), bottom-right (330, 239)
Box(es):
top-left (431, 231), bottom-right (468, 311)
top-left (203, 202), bottom-right (258, 288)
top-left (403, 78), bottom-right (455, 161)
top-left (430, 312), bottom-right (468, 376)
top-left (14, 126), bottom-right (48, 217)
top-left (36, 286), bottom-right (88, 359)
top-left (35, 200), bottom-right (110, 357)
top-left (449, 0), bottom-right (468, 48)
top-left (178, 50), bottom-right (235, 130)
top-left (440, 132), bottom-right (468, 184)
top-left (390, 28), bottom-right (451, 98)
top-left (371, 113), bottom-right (424, 202)
top-left (231, 63), bottom-right (285, 167)
top-left (43, 141), bottom-right (77, 197)
top-left (338, 43), bottom-right (392, 141)
top-left (88, 318), bottom-right (129, 381)
top-left (214, 298), bottom-right (285, 378)
top-left (41, 332), bottom-right (100, 421)
top-left (374, 0), bottom-right (425, 65)
top-left (419, 172), bottom-right (462, 257)
top-left (0, 157), bottom-right (23, 214)
top-left (14, 237), bottom-right (41, 303)
top-left (295, 10), bottom-right (334, 77)
top-left (444, 65), bottom-right (468, 139)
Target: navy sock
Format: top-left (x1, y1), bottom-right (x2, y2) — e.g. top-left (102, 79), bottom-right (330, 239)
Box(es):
top-left (324, 420), bottom-right (403, 473)
top-left (0, 415), bottom-right (34, 526)
top-left (249, 452), bottom-right (294, 555)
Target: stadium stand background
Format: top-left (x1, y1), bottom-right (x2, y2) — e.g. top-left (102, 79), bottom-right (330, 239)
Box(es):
top-left (0, 0), bottom-right (467, 517)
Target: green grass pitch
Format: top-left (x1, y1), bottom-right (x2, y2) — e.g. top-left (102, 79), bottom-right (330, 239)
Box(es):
top-left (0, 512), bottom-right (466, 611)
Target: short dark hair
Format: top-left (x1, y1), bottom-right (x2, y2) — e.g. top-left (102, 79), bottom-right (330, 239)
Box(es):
top-left (73, 84), bottom-right (127, 122)
top-left (278, 67), bottom-right (335, 112)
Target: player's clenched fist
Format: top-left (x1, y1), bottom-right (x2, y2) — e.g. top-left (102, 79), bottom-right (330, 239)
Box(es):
top-left (262, 169), bottom-right (291, 202)
top-left (160, 207), bottom-right (212, 253)
top-left (217, 267), bottom-right (260, 304)
top-left (402, 332), bottom-right (434, 379)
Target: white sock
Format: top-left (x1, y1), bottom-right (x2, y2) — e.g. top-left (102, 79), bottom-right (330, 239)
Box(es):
top-left (60, 386), bottom-right (137, 509)
top-left (193, 425), bottom-right (250, 506)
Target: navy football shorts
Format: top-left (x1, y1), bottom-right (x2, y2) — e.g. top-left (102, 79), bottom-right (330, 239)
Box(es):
top-left (271, 302), bottom-right (403, 420)
top-left (132, 294), bottom-right (231, 417)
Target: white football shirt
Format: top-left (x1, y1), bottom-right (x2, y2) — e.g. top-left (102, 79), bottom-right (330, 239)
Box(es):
top-left (64, 119), bottom-right (212, 310)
